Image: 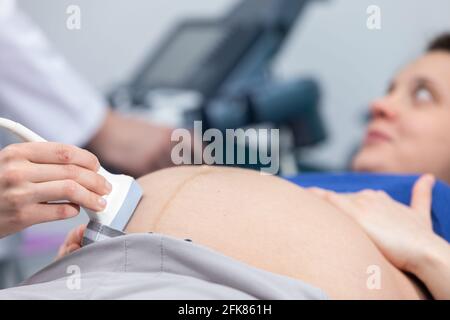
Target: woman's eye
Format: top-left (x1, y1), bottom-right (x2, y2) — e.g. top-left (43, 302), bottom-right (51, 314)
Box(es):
top-left (414, 87), bottom-right (433, 103)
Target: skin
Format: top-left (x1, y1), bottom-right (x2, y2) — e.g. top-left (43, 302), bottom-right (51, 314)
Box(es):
top-left (56, 224), bottom-right (86, 259)
top-left (87, 110), bottom-right (174, 177)
top-left (0, 143), bottom-right (110, 238)
top-left (311, 175), bottom-right (450, 299)
top-left (125, 166), bottom-right (425, 300)
top-left (0, 110), bottom-right (174, 238)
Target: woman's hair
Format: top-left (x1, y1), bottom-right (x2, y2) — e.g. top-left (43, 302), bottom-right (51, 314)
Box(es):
top-left (428, 33), bottom-right (450, 52)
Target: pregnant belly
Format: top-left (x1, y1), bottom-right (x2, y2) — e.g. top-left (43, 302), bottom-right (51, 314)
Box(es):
top-left (127, 166), bottom-right (427, 299)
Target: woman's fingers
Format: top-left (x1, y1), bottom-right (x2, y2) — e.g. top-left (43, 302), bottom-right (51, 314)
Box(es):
top-left (308, 187), bottom-right (329, 198)
top-left (63, 224), bottom-right (86, 246)
top-left (26, 163), bottom-right (111, 195)
top-left (57, 225), bottom-right (79, 257)
top-left (410, 174), bottom-right (435, 223)
top-left (76, 224), bottom-right (87, 241)
top-left (410, 174), bottom-right (435, 212)
top-left (56, 224), bottom-right (86, 260)
top-left (66, 243), bottom-right (81, 254)
top-left (324, 192), bottom-right (362, 220)
top-left (57, 242), bottom-right (81, 260)
top-left (309, 188), bottom-right (361, 220)
top-left (7, 142), bottom-right (100, 171)
top-left (32, 180), bottom-right (107, 212)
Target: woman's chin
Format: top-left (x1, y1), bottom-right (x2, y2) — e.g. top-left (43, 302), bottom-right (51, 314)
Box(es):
top-left (351, 148), bottom-right (391, 173)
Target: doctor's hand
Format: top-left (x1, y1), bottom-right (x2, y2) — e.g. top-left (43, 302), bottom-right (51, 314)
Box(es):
top-left (87, 111), bottom-right (174, 178)
top-left (0, 143), bottom-right (111, 238)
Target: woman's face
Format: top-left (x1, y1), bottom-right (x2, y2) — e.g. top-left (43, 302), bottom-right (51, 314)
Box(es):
top-left (352, 51), bottom-right (450, 182)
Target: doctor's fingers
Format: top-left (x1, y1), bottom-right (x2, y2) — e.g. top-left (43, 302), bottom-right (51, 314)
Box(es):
top-left (20, 203), bottom-right (81, 228)
top-left (3, 143), bottom-right (100, 171)
top-left (23, 163), bottom-right (112, 196)
top-left (31, 180), bottom-right (107, 212)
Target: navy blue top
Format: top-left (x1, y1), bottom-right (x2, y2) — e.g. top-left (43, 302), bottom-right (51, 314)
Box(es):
top-left (285, 173), bottom-right (450, 242)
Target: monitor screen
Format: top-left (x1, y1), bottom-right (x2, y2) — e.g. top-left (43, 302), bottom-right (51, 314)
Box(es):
top-left (140, 25), bottom-right (227, 88)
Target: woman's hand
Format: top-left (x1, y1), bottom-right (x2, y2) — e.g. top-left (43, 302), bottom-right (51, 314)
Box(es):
top-left (309, 175), bottom-right (438, 272)
top-left (0, 142), bottom-right (112, 238)
top-left (56, 224), bottom-right (86, 260)
top-left (309, 175), bottom-right (450, 299)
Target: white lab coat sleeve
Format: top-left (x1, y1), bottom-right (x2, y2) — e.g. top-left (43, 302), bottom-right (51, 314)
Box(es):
top-left (0, 0), bottom-right (107, 147)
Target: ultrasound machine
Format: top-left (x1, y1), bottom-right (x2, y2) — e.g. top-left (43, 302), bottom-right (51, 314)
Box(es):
top-left (109, 0), bottom-right (327, 174)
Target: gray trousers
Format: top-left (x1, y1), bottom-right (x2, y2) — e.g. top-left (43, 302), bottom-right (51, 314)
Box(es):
top-left (0, 233), bottom-right (328, 299)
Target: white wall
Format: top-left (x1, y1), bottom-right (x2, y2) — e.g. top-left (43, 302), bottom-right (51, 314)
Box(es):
top-left (19, 0), bottom-right (450, 169)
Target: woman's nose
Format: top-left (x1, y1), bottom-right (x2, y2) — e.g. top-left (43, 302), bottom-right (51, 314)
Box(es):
top-left (369, 97), bottom-right (398, 120)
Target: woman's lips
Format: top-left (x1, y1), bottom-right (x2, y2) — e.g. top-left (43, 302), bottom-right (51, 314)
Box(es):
top-left (363, 129), bottom-right (392, 145)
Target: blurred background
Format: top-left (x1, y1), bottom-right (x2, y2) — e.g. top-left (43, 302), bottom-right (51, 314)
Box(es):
top-left (1, 0), bottom-right (450, 287)
top-left (19, 0), bottom-right (450, 169)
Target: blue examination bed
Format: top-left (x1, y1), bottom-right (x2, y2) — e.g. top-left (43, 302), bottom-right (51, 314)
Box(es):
top-left (286, 173), bottom-right (450, 243)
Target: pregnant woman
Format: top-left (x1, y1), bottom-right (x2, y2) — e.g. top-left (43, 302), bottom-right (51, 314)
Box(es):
top-left (123, 165), bottom-right (448, 299)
